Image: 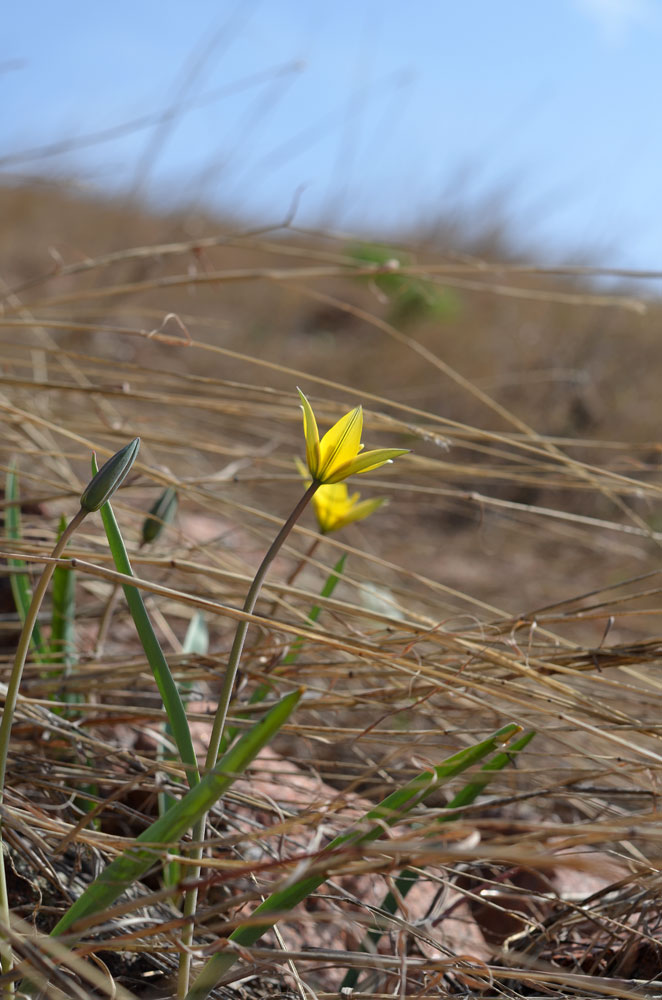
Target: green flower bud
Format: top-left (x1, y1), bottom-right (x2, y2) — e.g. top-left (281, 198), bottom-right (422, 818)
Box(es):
top-left (80, 437), bottom-right (140, 512)
top-left (141, 485), bottom-right (178, 544)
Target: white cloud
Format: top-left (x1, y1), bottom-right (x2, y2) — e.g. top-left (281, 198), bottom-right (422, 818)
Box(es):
top-left (575, 0), bottom-right (655, 42)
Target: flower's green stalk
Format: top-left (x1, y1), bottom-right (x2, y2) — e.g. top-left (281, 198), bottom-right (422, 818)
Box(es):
top-left (179, 391), bottom-right (407, 997)
top-left (0, 439), bottom-right (139, 993)
top-left (177, 481), bottom-right (319, 999)
top-left (0, 506), bottom-right (86, 991)
top-left (205, 480), bottom-right (319, 770)
top-left (228, 552), bottom-right (347, 746)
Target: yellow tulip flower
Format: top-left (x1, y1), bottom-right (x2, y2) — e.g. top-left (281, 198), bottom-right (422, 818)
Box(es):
top-left (295, 459), bottom-right (385, 533)
top-left (298, 388), bottom-right (408, 485)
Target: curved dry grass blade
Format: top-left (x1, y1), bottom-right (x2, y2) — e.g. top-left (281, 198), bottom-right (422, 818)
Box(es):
top-left (282, 551), bottom-right (347, 665)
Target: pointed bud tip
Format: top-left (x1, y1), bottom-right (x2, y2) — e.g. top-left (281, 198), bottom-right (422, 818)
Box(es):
top-left (80, 437), bottom-right (140, 512)
top-left (141, 484), bottom-right (178, 544)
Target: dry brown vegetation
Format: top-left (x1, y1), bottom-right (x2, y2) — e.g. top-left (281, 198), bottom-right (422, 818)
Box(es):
top-left (2, 180), bottom-right (662, 998)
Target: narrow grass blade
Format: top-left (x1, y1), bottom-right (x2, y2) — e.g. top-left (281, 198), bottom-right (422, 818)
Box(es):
top-left (93, 456), bottom-right (199, 790)
top-left (5, 463), bottom-right (45, 656)
top-left (50, 688), bottom-right (302, 939)
top-left (389, 729), bottom-right (536, 898)
top-left (161, 610), bottom-right (209, 886)
top-left (50, 515), bottom-right (76, 670)
top-left (341, 729), bottom-right (536, 989)
top-left (183, 610), bottom-right (209, 657)
top-left (282, 552), bottom-right (346, 665)
top-left (185, 722), bottom-right (522, 999)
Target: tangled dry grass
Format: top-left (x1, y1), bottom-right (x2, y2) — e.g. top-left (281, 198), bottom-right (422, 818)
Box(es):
top-left (1, 184), bottom-right (662, 998)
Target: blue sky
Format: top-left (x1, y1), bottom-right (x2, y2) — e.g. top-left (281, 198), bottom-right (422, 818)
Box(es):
top-left (4, 0), bottom-right (662, 271)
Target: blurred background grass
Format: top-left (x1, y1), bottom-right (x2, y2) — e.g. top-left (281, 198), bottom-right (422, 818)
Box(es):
top-left (3, 178), bottom-right (660, 622)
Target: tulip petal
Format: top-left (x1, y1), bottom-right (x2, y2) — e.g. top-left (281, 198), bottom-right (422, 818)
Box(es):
top-left (297, 390), bottom-right (408, 489)
top-left (317, 405), bottom-right (363, 481)
top-left (311, 484), bottom-right (347, 532)
top-left (324, 448), bottom-right (409, 483)
top-left (297, 389), bottom-right (320, 478)
top-left (310, 482), bottom-right (384, 533)
top-left (333, 497), bottom-right (385, 530)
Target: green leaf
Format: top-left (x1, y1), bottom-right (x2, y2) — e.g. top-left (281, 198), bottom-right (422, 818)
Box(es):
top-left (50, 688), bottom-right (302, 940)
top-left (341, 729), bottom-right (536, 990)
top-left (160, 610), bottom-right (208, 887)
top-left (185, 723), bottom-right (522, 999)
top-left (93, 456), bottom-right (199, 791)
top-left (50, 515), bottom-right (76, 670)
top-left (5, 463), bottom-right (45, 656)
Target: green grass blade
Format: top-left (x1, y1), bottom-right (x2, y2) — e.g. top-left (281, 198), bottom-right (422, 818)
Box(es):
top-left (161, 610), bottom-right (209, 886)
top-left (385, 729), bottom-right (536, 905)
top-left (50, 515), bottom-right (77, 671)
top-left (281, 552), bottom-right (346, 665)
top-left (5, 463), bottom-right (45, 656)
top-left (50, 688), bottom-right (302, 939)
top-left (185, 722), bottom-right (522, 999)
top-left (341, 729), bottom-right (536, 989)
top-left (93, 456), bottom-right (199, 790)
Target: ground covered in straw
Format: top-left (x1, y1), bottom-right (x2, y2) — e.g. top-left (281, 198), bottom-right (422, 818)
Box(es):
top-left (2, 184), bottom-right (662, 997)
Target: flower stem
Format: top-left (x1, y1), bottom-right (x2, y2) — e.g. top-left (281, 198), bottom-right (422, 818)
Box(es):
top-left (176, 482), bottom-right (318, 999)
top-left (0, 506), bottom-right (88, 992)
top-left (249, 535), bottom-right (321, 682)
top-left (204, 481), bottom-right (319, 770)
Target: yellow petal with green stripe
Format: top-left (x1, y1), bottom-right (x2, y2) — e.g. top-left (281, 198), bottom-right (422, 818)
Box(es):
top-left (317, 404), bottom-right (363, 481)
